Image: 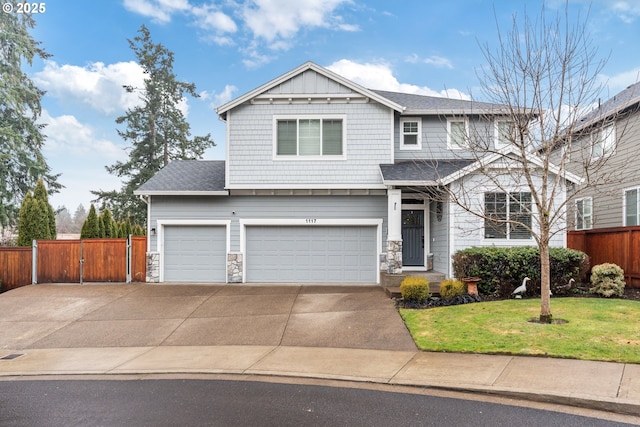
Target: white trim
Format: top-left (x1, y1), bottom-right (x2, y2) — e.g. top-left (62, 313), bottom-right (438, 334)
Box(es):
top-left (591, 122), bottom-right (616, 161)
top-left (225, 110), bottom-right (231, 189)
top-left (389, 109), bottom-right (395, 163)
top-left (447, 117), bottom-right (468, 150)
top-left (401, 202), bottom-right (429, 269)
top-left (623, 186), bottom-right (640, 226)
top-left (400, 117), bottom-right (422, 150)
top-left (134, 191), bottom-right (229, 196)
top-left (448, 197), bottom-right (455, 278)
top-left (240, 218), bottom-right (383, 284)
top-left (575, 197), bottom-right (593, 230)
top-left (494, 119), bottom-right (514, 150)
top-left (272, 114), bottom-right (347, 160)
top-left (227, 183), bottom-right (387, 190)
top-left (156, 220), bottom-right (231, 283)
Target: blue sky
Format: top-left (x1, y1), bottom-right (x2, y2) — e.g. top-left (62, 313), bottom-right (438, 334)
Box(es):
top-left (21, 0), bottom-right (640, 210)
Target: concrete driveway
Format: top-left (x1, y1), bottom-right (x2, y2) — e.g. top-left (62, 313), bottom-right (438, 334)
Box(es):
top-left (0, 284), bottom-right (417, 351)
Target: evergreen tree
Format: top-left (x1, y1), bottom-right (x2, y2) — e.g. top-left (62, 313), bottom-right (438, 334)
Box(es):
top-left (100, 208), bottom-right (117, 237)
top-left (17, 192), bottom-right (34, 246)
top-left (0, 12), bottom-right (61, 227)
top-left (72, 204), bottom-right (87, 233)
top-left (91, 25), bottom-right (214, 225)
top-left (33, 178), bottom-right (56, 239)
top-left (98, 215), bottom-right (105, 238)
top-left (80, 204), bottom-right (100, 239)
top-left (122, 217), bottom-right (133, 237)
top-left (17, 192), bottom-right (51, 246)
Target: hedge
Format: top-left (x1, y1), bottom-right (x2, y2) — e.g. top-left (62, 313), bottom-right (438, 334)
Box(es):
top-left (451, 246), bottom-right (589, 297)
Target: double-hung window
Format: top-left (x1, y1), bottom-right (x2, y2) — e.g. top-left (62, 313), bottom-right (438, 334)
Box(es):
top-left (624, 187), bottom-right (640, 226)
top-left (495, 120), bottom-right (515, 149)
top-left (484, 192), bottom-right (532, 239)
top-left (447, 118), bottom-right (468, 149)
top-left (575, 198), bottom-right (592, 230)
top-left (400, 117), bottom-right (421, 150)
top-left (275, 116), bottom-right (344, 158)
top-left (591, 123), bottom-right (615, 160)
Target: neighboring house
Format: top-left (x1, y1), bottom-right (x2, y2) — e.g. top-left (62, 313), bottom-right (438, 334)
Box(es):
top-left (135, 61), bottom-right (575, 284)
top-left (566, 82), bottom-right (640, 231)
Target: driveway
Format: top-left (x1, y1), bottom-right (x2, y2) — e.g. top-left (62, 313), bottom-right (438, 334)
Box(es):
top-left (0, 284), bottom-right (417, 351)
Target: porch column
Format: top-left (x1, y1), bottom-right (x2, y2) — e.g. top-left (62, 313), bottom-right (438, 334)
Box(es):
top-left (387, 189), bottom-right (403, 274)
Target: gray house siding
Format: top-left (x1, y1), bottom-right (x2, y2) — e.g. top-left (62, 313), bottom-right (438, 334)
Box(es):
top-left (226, 80), bottom-right (393, 188)
top-left (567, 113), bottom-right (640, 229)
top-left (429, 199), bottom-right (450, 274)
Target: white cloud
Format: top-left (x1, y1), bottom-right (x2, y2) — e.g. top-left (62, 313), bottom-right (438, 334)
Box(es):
top-left (326, 59), bottom-right (470, 99)
top-left (599, 67), bottom-right (640, 94)
top-left (203, 85), bottom-right (238, 109)
top-left (34, 61), bottom-right (145, 115)
top-left (424, 55), bottom-right (454, 69)
top-left (123, 0), bottom-right (190, 23)
top-left (242, 0), bottom-right (355, 49)
top-left (610, 1), bottom-right (640, 23)
top-left (40, 111), bottom-right (125, 160)
top-left (191, 4), bottom-right (237, 33)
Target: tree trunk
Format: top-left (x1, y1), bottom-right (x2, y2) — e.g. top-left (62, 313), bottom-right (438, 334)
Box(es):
top-left (539, 240), bottom-right (552, 323)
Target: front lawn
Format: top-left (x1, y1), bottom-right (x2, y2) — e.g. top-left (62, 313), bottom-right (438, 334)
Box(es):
top-left (399, 298), bottom-right (640, 364)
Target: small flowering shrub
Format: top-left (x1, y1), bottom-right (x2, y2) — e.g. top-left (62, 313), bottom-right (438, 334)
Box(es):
top-left (439, 279), bottom-right (466, 299)
top-left (400, 276), bottom-right (431, 302)
top-left (590, 263), bottom-right (625, 298)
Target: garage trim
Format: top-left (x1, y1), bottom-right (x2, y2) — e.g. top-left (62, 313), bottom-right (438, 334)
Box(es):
top-left (240, 218), bottom-right (383, 284)
top-left (157, 219), bottom-right (231, 282)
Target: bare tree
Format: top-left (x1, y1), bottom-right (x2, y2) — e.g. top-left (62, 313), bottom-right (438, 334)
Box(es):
top-left (435, 4), bottom-right (627, 323)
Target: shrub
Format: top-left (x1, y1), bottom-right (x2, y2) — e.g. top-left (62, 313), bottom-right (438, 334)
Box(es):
top-left (439, 279), bottom-right (466, 299)
top-left (590, 263), bottom-right (625, 298)
top-left (400, 276), bottom-right (430, 302)
top-left (451, 246), bottom-right (589, 296)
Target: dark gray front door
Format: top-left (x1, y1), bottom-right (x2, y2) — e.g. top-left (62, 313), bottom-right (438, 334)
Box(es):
top-left (402, 210), bottom-right (424, 266)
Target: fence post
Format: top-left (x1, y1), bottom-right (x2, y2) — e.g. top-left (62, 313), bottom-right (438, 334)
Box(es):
top-left (79, 239), bottom-right (84, 285)
top-left (126, 235), bottom-right (132, 283)
top-left (31, 240), bottom-right (38, 284)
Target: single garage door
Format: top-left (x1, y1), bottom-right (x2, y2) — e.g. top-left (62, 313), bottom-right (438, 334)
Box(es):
top-left (246, 226), bottom-right (377, 283)
top-left (163, 225), bottom-right (226, 282)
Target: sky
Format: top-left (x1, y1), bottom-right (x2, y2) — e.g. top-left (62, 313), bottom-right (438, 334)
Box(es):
top-left (16, 0), bottom-right (640, 211)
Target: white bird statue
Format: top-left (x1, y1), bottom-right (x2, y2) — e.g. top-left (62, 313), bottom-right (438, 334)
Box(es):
top-left (555, 278), bottom-right (575, 293)
top-left (513, 277), bottom-right (530, 297)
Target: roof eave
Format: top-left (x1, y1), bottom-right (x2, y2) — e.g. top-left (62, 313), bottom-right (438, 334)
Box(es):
top-left (133, 190), bottom-right (229, 196)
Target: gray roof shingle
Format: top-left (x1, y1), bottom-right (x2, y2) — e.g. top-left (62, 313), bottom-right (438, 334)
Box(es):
top-left (371, 90), bottom-right (508, 113)
top-left (379, 160), bottom-right (475, 183)
top-left (135, 160), bottom-right (226, 194)
top-left (577, 81), bottom-right (640, 128)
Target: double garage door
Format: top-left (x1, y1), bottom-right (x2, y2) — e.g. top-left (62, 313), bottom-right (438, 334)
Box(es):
top-left (163, 224), bottom-right (377, 283)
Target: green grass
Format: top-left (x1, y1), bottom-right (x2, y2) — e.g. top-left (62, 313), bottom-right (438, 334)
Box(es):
top-left (399, 298), bottom-right (640, 364)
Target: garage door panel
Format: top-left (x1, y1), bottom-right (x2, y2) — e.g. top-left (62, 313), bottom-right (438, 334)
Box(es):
top-left (246, 226), bottom-right (377, 283)
top-left (164, 225), bottom-right (226, 282)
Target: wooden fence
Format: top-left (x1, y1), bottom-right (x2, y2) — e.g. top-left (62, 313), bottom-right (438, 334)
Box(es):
top-left (0, 236), bottom-right (147, 292)
top-left (567, 226), bottom-right (640, 287)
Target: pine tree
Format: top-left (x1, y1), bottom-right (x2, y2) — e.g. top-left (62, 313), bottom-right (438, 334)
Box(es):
top-left (98, 215), bottom-right (105, 238)
top-left (0, 12), bottom-right (61, 227)
top-left (33, 178), bottom-right (56, 239)
top-left (17, 192), bottom-right (51, 246)
top-left (100, 208), bottom-right (116, 238)
top-left (17, 192), bottom-right (34, 246)
top-left (91, 25), bottom-right (214, 225)
top-left (81, 204), bottom-right (100, 239)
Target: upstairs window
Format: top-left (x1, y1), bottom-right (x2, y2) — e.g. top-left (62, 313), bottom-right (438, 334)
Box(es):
top-left (624, 187), bottom-right (640, 226)
top-left (275, 116), bottom-right (344, 158)
top-left (447, 118), bottom-right (468, 149)
top-left (484, 192), bottom-right (532, 239)
top-left (495, 120), bottom-right (515, 149)
top-left (400, 117), bottom-right (421, 150)
top-left (575, 198), bottom-right (592, 230)
top-left (592, 123), bottom-right (615, 160)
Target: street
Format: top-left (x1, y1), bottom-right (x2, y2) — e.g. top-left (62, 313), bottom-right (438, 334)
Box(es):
top-left (1, 379), bottom-right (636, 426)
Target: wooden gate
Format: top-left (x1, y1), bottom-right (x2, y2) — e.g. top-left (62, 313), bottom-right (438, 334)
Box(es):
top-left (0, 247), bottom-right (32, 291)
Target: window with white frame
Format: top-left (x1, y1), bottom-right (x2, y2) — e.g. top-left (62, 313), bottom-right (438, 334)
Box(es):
top-left (447, 118), bottom-right (467, 149)
top-left (484, 192), bottom-right (532, 239)
top-left (400, 117), bottom-right (421, 150)
top-left (591, 123), bottom-right (615, 160)
top-left (495, 120), bottom-right (515, 149)
top-left (275, 116), bottom-right (344, 157)
top-left (624, 187), bottom-right (640, 226)
top-left (575, 197), bottom-right (592, 230)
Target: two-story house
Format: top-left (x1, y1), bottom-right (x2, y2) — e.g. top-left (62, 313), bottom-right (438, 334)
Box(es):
top-left (567, 81), bottom-right (640, 231)
top-left (135, 61), bottom-right (573, 284)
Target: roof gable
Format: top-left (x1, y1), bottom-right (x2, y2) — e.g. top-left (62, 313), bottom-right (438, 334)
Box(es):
top-left (216, 61), bottom-right (404, 119)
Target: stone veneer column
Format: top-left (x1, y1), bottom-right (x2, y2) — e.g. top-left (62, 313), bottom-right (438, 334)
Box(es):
top-left (387, 240), bottom-right (403, 274)
top-left (146, 252), bottom-right (160, 283)
top-left (227, 253), bottom-right (243, 283)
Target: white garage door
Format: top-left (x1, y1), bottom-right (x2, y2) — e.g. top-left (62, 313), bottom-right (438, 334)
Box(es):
top-left (246, 226), bottom-right (377, 283)
top-left (163, 225), bottom-right (226, 282)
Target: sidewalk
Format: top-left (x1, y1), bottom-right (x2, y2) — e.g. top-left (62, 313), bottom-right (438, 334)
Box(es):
top-left (0, 284), bottom-right (639, 417)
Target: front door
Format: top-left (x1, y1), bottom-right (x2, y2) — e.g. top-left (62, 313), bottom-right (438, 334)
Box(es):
top-left (402, 210), bottom-right (424, 266)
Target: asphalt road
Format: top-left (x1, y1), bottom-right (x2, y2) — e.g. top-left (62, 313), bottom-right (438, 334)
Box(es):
top-left (1, 379), bottom-right (636, 426)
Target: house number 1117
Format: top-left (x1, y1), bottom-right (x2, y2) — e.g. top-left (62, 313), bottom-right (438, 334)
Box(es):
top-left (305, 219), bottom-right (317, 223)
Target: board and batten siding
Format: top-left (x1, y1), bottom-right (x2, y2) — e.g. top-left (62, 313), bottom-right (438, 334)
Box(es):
top-left (226, 101), bottom-right (393, 188)
top-left (265, 69), bottom-right (355, 95)
top-left (148, 195), bottom-right (388, 253)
